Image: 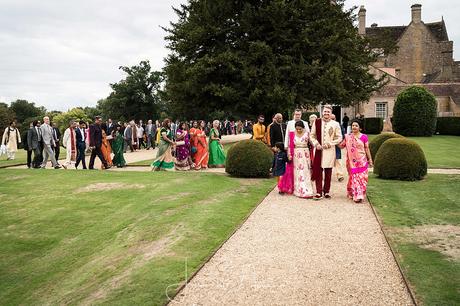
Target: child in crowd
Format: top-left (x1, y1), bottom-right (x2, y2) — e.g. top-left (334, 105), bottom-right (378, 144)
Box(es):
top-left (272, 142), bottom-right (289, 193)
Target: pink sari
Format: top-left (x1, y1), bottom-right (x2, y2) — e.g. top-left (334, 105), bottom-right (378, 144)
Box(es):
top-left (278, 131), bottom-right (295, 194)
top-left (344, 133), bottom-right (369, 201)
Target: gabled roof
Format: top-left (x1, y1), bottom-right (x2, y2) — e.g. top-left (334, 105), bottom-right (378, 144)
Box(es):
top-left (365, 20), bottom-right (449, 47)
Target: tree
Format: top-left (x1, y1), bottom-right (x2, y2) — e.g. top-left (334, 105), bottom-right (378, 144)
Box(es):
top-left (163, 0), bottom-right (385, 119)
top-left (98, 61), bottom-right (164, 122)
top-left (9, 99), bottom-right (46, 130)
top-left (52, 108), bottom-right (91, 134)
top-left (0, 103), bottom-right (15, 132)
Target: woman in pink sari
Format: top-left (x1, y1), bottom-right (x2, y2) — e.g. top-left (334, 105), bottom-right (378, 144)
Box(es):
top-left (340, 119), bottom-right (373, 203)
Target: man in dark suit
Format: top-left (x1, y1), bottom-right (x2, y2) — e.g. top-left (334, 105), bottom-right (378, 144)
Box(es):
top-left (89, 116), bottom-right (109, 170)
top-left (52, 122), bottom-right (61, 161)
top-left (27, 120), bottom-right (43, 168)
top-left (270, 113), bottom-right (287, 152)
top-left (75, 120), bottom-right (87, 169)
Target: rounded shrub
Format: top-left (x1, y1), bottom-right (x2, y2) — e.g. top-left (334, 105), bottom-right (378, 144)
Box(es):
top-left (374, 138), bottom-right (427, 181)
top-left (369, 132), bottom-right (404, 161)
top-left (393, 86), bottom-right (437, 136)
top-left (226, 139), bottom-right (273, 178)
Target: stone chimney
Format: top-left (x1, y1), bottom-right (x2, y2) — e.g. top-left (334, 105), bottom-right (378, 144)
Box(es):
top-left (411, 4), bottom-right (422, 23)
top-left (358, 5), bottom-right (366, 35)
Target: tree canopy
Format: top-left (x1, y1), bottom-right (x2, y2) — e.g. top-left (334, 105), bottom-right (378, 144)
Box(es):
top-left (97, 61), bottom-right (164, 122)
top-left (163, 0), bottom-right (385, 120)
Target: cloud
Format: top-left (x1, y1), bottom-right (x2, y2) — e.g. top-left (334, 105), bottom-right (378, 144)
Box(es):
top-left (0, 0), bottom-right (459, 111)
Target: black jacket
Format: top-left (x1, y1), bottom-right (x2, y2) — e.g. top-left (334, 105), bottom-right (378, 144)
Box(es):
top-left (76, 128), bottom-right (86, 145)
top-left (272, 151), bottom-right (288, 177)
top-left (89, 124), bottom-right (103, 147)
top-left (270, 123), bottom-right (287, 148)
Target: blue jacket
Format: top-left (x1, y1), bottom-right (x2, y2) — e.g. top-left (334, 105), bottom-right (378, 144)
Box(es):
top-left (272, 151), bottom-right (288, 177)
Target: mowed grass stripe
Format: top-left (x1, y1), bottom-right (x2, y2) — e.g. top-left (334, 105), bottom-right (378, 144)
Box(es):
top-left (0, 169), bottom-right (275, 305)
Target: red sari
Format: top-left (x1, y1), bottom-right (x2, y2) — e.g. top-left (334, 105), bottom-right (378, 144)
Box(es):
top-left (194, 128), bottom-right (209, 170)
top-left (101, 131), bottom-right (113, 169)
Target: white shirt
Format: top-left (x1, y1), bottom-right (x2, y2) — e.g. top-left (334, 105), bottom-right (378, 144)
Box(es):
top-left (137, 126), bottom-right (144, 138)
top-left (79, 128), bottom-right (85, 142)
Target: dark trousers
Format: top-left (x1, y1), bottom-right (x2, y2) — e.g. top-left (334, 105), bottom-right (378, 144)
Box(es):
top-left (138, 137), bottom-right (145, 149)
top-left (27, 150), bottom-right (32, 168)
top-left (89, 146), bottom-right (107, 169)
top-left (54, 142), bottom-right (60, 161)
top-left (315, 168), bottom-right (333, 195)
top-left (147, 135), bottom-right (155, 149)
top-left (33, 145), bottom-right (43, 168)
top-left (75, 142), bottom-right (87, 169)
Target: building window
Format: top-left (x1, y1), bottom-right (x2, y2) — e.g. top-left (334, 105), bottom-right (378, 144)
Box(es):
top-left (375, 102), bottom-right (388, 118)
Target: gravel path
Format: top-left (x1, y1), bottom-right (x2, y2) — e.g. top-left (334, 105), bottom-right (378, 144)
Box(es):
top-left (170, 179), bottom-right (414, 306)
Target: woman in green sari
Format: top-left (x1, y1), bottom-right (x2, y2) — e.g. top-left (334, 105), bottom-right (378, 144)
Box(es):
top-left (112, 125), bottom-right (126, 168)
top-left (151, 119), bottom-right (175, 171)
top-left (208, 120), bottom-right (226, 168)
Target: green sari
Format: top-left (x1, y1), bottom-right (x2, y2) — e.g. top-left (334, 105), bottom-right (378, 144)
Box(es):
top-left (208, 128), bottom-right (226, 168)
top-left (112, 131), bottom-right (126, 167)
top-left (151, 127), bottom-right (174, 171)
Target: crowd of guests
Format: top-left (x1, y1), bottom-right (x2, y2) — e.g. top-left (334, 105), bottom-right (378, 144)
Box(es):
top-left (2, 109), bottom-right (371, 203)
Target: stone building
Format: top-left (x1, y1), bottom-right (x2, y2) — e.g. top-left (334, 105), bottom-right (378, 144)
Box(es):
top-left (337, 3), bottom-right (460, 122)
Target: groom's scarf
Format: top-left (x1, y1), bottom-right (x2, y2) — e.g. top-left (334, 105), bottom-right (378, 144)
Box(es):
top-left (70, 128), bottom-right (76, 161)
top-left (311, 118), bottom-right (323, 181)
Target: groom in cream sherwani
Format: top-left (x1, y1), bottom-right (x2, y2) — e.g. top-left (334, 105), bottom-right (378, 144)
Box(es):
top-left (310, 105), bottom-right (342, 199)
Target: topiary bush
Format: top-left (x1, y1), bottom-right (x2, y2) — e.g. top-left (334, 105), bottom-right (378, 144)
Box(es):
top-left (393, 86), bottom-right (437, 136)
top-left (226, 139), bottom-right (273, 178)
top-left (374, 138), bottom-right (427, 181)
top-left (363, 117), bottom-right (383, 134)
top-left (436, 117), bottom-right (460, 135)
top-left (369, 132), bottom-right (404, 161)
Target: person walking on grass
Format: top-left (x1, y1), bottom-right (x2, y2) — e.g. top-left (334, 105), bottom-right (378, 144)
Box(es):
top-left (208, 120), bottom-right (226, 168)
top-left (62, 120), bottom-right (77, 169)
top-left (310, 105), bottom-right (342, 200)
top-left (40, 116), bottom-right (61, 169)
top-left (339, 119), bottom-right (373, 203)
top-left (75, 120), bottom-right (87, 169)
top-left (27, 120), bottom-right (42, 168)
top-left (2, 121), bottom-right (21, 160)
top-left (88, 116), bottom-right (109, 170)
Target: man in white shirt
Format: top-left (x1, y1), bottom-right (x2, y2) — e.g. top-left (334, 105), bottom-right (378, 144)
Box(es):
top-left (284, 109), bottom-right (309, 149)
top-left (75, 120), bottom-right (87, 169)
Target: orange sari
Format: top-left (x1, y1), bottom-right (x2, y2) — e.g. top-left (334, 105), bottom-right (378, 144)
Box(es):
top-left (194, 128), bottom-right (208, 170)
top-left (101, 131), bottom-right (113, 169)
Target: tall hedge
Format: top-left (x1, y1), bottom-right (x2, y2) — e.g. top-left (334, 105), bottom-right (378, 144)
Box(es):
top-left (436, 117), bottom-right (460, 135)
top-left (363, 117), bottom-right (383, 134)
top-left (226, 139), bottom-right (273, 178)
top-left (393, 86), bottom-right (437, 136)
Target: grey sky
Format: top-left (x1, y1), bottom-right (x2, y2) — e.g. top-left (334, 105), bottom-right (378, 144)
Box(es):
top-left (0, 0), bottom-right (459, 111)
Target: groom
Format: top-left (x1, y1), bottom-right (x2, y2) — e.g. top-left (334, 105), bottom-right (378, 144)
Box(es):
top-left (310, 105), bottom-right (342, 199)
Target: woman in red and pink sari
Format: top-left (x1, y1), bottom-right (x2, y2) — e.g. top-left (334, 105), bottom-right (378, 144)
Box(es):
top-left (340, 119), bottom-right (373, 203)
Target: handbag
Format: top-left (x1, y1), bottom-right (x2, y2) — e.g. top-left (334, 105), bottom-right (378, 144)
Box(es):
top-left (191, 146), bottom-right (197, 154)
top-left (0, 144), bottom-right (6, 156)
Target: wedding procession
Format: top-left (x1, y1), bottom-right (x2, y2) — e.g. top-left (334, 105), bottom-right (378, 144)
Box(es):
top-left (1, 0), bottom-right (459, 305)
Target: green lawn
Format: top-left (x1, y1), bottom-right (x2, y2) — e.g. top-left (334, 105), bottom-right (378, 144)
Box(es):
top-left (368, 174), bottom-right (460, 305)
top-left (130, 142), bottom-right (236, 166)
top-left (0, 150), bottom-right (27, 167)
top-left (368, 135), bottom-right (460, 169)
top-left (0, 169), bottom-right (275, 305)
